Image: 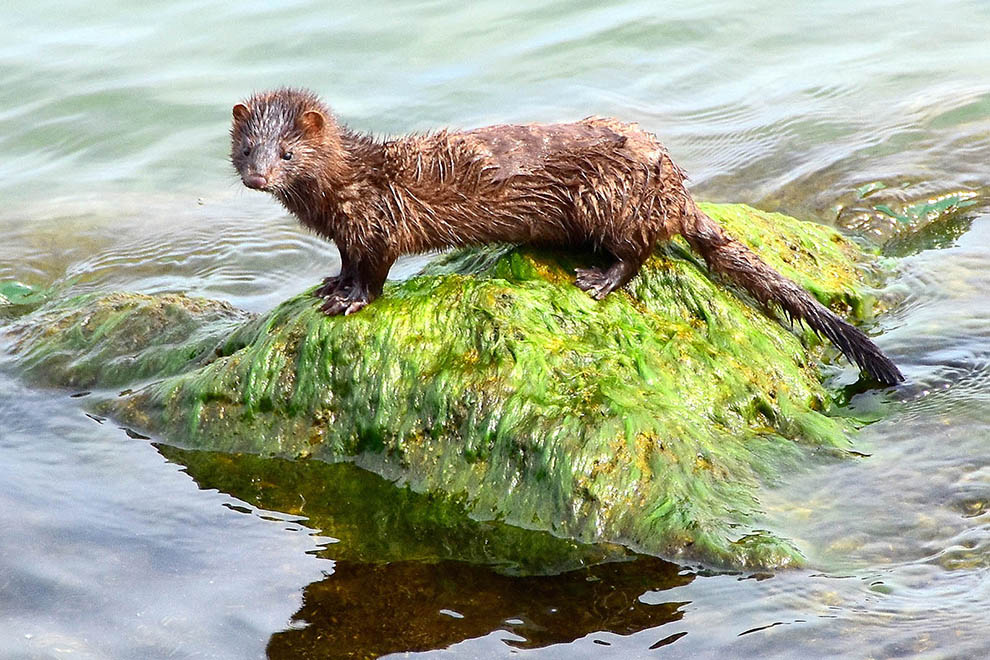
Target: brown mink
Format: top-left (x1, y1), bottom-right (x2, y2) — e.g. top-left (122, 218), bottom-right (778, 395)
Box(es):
top-left (230, 87), bottom-right (903, 385)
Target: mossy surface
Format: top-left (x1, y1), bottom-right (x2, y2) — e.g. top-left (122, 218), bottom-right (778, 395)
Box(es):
top-left (5, 291), bottom-right (249, 389)
top-left (3, 204), bottom-right (885, 569)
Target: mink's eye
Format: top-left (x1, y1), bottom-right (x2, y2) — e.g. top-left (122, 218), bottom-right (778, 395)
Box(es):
top-left (282, 151), bottom-right (293, 161)
top-left (242, 146), bottom-right (251, 156)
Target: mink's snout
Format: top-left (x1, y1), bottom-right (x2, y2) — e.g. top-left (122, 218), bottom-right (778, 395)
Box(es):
top-left (242, 173), bottom-right (269, 190)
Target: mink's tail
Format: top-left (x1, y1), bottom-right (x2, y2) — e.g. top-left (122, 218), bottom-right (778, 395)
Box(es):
top-left (680, 206), bottom-right (904, 386)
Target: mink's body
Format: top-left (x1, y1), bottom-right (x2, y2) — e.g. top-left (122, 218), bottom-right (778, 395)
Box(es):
top-left (231, 88), bottom-right (903, 385)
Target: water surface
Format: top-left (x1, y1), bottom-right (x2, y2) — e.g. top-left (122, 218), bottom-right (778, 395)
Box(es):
top-left (1, 1), bottom-right (988, 657)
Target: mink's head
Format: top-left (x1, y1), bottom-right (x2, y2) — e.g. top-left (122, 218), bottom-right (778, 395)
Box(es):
top-left (230, 88), bottom-right (339, 193)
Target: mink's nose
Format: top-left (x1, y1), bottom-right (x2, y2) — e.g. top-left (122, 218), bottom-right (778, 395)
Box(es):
top-left (243, 173), bottom-right (268, 190)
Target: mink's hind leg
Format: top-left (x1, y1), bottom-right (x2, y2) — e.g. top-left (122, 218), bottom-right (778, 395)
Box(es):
top-left (575, 260), bottom-right (639, 300)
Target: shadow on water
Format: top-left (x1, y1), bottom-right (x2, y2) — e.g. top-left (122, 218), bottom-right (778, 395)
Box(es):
top-left (155, 445), bottom-right (693, 658)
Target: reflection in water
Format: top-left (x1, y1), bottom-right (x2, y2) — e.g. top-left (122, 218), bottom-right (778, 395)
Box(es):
top-left (156, 445), bottom-right (691, 658)
top-left (156, 446), bottom-right (632, 574)
top-left (267, 558), bottom-right (689, 658)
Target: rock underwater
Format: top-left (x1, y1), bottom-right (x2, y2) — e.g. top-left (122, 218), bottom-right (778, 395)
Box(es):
top-left (2, 203), bottom-right (895, 570)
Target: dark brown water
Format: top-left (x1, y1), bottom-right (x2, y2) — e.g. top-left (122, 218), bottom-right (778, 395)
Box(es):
top-left (2, 1), bottom-right (989, 657)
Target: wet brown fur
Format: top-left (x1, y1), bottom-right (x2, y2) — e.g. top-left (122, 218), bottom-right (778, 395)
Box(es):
top-left (230, 88), bottom-right (903, 385)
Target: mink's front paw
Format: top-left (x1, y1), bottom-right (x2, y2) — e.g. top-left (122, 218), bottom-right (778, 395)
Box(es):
top-left (320, 291), bottom-right (369, 316)
top-left (314, 275), bottom-right (340, 298)
top-left (315, 274), bottom-right (354, 299)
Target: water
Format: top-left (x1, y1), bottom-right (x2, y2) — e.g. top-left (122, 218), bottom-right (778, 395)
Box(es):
top-left (1, 0), bottom-right (988, 657)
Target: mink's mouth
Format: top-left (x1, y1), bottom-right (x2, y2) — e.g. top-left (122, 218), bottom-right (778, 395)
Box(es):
top-left (242, 173), bottom-right (269, 190)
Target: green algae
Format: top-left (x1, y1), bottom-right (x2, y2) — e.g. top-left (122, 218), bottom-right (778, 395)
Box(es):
top-left (873, 192), bottom-right (978, 226)
top-left (5, 292), bottom-right (249, 389)
top-left (0, 280), bottom-right (48, 322)
top-left (2, 203), bottom-right (890, 569)
top-left (0, 280), bottom-right (45, 307)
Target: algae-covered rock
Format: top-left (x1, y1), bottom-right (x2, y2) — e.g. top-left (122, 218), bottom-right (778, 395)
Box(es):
top-left (5, 292), bottom-right (249, 389)
top-left (2, 203), bottom-right (889, 568)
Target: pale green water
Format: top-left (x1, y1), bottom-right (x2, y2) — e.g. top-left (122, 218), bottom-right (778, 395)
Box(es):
top-left (1, 1), bottom-right (989, 658)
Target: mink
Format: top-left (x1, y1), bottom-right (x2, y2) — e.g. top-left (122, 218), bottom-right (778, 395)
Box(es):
top-left (230, 87), bottom-right (903, 385)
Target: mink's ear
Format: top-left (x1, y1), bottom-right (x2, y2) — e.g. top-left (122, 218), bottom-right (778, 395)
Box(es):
top-left (232, 104), bottom-right (250, 122)
top-left (299, 110), bottom-right (326, 137)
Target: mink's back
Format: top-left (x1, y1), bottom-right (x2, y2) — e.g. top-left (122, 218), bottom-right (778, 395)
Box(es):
top-left (376, 118), bottom-right (691, 256)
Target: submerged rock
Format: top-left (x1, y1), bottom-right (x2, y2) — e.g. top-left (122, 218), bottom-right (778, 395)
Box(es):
top-left (2, 203), bottom-right (892, 569)
top-left (6, 291), bottom-right (248, 388)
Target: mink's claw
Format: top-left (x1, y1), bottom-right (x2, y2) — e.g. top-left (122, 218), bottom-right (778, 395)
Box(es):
top-left (320, 292), bottom-right (369, 316)
top-left (575, 267), bottom-right (611, 300)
